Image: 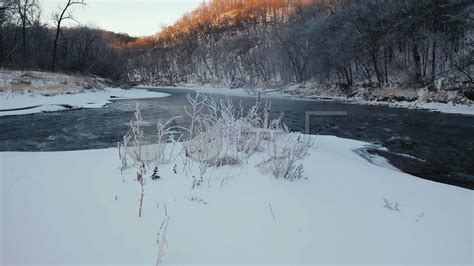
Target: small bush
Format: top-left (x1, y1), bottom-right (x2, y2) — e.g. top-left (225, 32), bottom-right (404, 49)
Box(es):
top-left (258, 133), bottom-right (313, 181)
top-left (120, 93), bottom-right (313, 193)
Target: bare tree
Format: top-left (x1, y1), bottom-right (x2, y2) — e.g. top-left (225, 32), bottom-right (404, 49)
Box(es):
top-left (0, 1), bottom-right (15, 65)
top-left (51, 0), bottom-right (85, 72)
top-left (14, 0), bottom-right (39, 68)
top-left (75, 26), bottom-right (99, 73)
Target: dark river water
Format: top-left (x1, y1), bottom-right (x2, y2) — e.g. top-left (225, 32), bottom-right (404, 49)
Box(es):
top-left (0, 87), bottom-right (473, 189)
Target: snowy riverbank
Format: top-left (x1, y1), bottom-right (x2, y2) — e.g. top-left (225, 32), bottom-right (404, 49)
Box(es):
top-left (0, 88), bottom-right (170, 116)
top-left (343, 98), bottom-right (474, 116)
top-left (0, 70), bottom-right (170, 116)
top-left (1, 135), bottom-right (472, 264)
top-left (290, 84), bottom-right (474, 116)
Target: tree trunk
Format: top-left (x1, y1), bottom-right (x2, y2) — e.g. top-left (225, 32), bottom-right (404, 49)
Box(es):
top-left (52, 22), bottom-right (61, 72)
top-left (431, 39), bottom-right (437, 82)
top-left (384, 48), bottom-right (388, 85)
top-left (371, 48), bottom-right (383, 86)
top-left (22, 20), bottom-right (27, 68)
top-left (412, 38), bottom-right (422, 83)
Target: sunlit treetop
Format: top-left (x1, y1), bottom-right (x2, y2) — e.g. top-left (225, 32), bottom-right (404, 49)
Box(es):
top-left (127, 0), bottom-right (348, 49)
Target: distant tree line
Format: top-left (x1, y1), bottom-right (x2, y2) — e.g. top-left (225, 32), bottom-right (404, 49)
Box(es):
top-left (0, 0), bottom-right (134, 80)
top-left (2, 0), bottom-right (473, 89)
top-left (127, 0), bottom-right (473, 90)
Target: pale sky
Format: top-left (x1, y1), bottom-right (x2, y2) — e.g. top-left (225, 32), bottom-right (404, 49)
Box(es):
top-left (41, 0), bottom-right (206, 37)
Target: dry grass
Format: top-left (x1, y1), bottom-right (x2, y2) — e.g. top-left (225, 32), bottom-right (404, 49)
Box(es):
top-left (0, 70), bottom-right (105, 94)
top-left (205, 156), bottom-right (242, 167)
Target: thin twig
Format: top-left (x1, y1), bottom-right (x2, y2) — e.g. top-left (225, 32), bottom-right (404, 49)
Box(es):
top-left (268, 203), bottom-right (276, 219)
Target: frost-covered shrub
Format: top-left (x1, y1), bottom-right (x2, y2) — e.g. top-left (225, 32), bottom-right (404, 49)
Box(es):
top-left (182, 93), bottom-right (313, 182)
top-left (119, 104), bottom-right (184, 216)
top-left (120, 93), bottom-right (312, 195)
top-left (119, 108), bottom-right (184, 175)
top-left (123, 103), bottom-right (147, 217)
top-left (258, 133), bottom-right (313, 181)
top-left (118, 134), bottom-right (131, 174)
top-left (184, 94), bottom-right (265, 168)
top-left (153, 117), bottom-right (184, 165)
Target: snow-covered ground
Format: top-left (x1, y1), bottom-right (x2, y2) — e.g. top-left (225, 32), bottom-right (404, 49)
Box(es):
top-left (342, 98), bottom-right (474, 116)
top-left (0, 70), bottom-right (91, 93)
top-left (301, 85), bottom-right (474, 115)
top-left (1, 135), bottom-right (472, 265)
top-left (0, 88), bottom-right (170, 116)
top-left (0, 70), bottom-right (170, 116)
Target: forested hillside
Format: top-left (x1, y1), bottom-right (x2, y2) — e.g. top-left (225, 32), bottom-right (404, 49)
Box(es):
top-left (127, 0), bottom-right (473, 92)
top-left (1, 0), bottom-right (473, 94)
top-left (0, 0), bottom-right (134, 80)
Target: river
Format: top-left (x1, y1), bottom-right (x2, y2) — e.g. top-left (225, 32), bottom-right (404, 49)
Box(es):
top-left (0, 87), bottom-right (472, 189)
